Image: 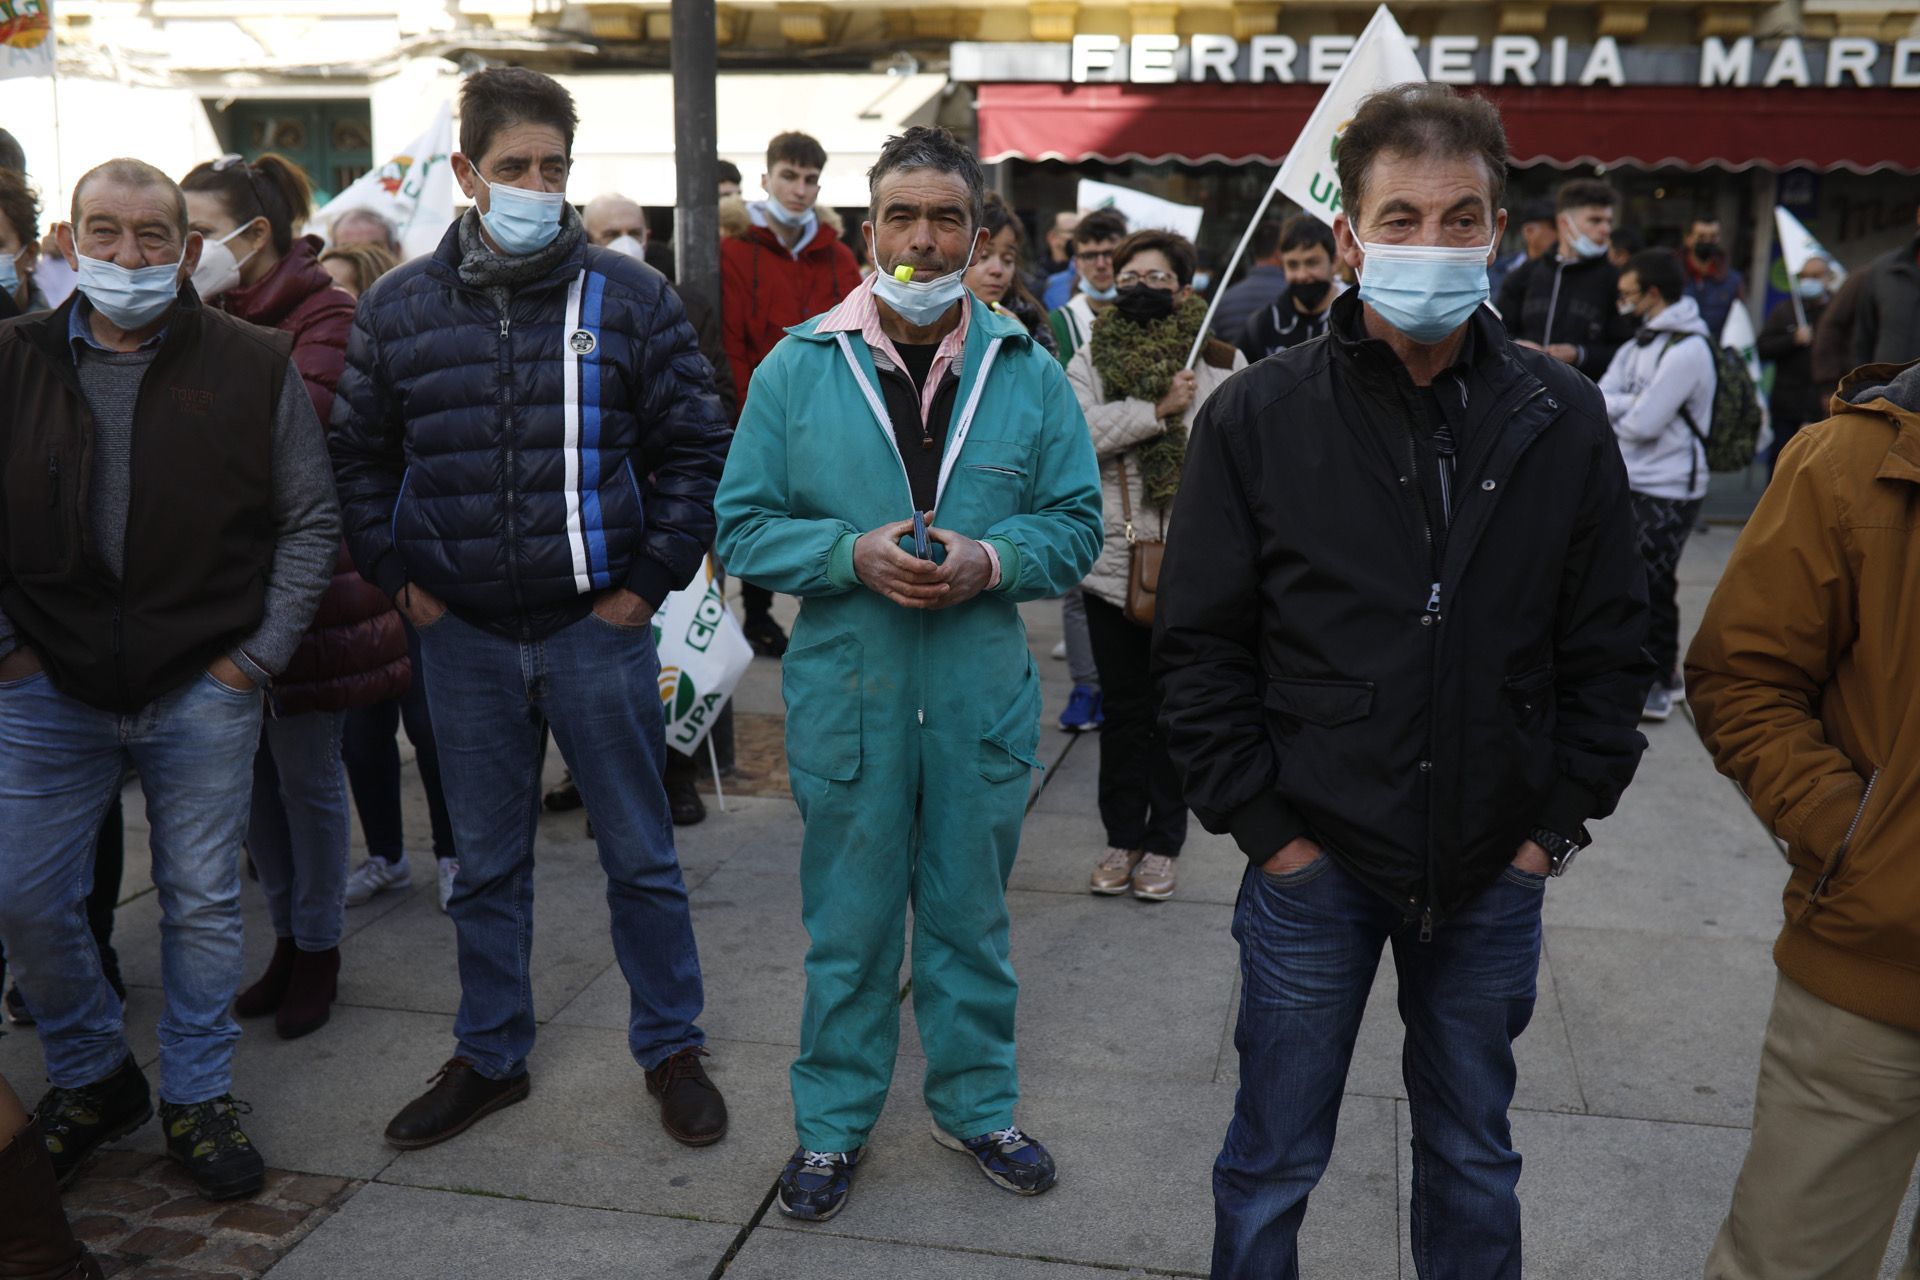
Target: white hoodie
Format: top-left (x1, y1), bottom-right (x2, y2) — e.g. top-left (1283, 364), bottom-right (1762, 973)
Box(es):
top-left (1598, 295), bottom-right (1717, 501)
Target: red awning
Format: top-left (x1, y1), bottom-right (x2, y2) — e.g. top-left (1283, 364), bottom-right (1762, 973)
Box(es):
top-left (975, 81), bottom-right (1920, 174)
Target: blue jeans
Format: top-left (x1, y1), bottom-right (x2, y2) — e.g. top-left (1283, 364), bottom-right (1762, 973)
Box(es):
top-left (416, 610), bottom-right (705, 1079)
top-left (1214, 855), bottom-right (1545, 1280)
top-left (0, 670), bottom-right (262, 1104)
top-left (249, 711), bottom-right (349, 951)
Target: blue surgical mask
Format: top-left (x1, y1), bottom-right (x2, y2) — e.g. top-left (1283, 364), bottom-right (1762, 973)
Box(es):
top-left (1081, 281), bottom-right (1118, 302)
top-left (1358, 238), bottom-right (1495, 344)
top-left (1569, 230), bottom-right (1608, 260)
top-left (76, 253), bottom-right (182, 331)
top-left (1192, 272), bottom-right (1213, 293)
top-left (481, 179), bottom-right (566, 256)
top-left (762, 199), bottom-right (816, 233)
top-left (870, 238), bottom-right (977, 327)
top-left (0, 249), bottom-right (20, 298)
top-left (1795, 277), bottom-right (1828, 300)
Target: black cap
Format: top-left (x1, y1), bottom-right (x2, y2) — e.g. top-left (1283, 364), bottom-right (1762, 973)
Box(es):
top-left (1518, 198), bottom-right (1555, 226)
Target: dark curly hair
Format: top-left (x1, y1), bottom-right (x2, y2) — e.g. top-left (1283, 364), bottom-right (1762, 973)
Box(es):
top-left (1336, 83), bottom-right (1508, 223)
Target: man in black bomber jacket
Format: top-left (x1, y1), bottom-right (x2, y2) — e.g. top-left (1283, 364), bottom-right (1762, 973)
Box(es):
top-left (1154, 86), bottom-right (1651, 1279)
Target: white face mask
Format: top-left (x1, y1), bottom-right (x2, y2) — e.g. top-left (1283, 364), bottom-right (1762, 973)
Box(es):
top-left (190, 219), bottom-right (263, 301)
top-left (763, 198), bottom-right (814, 230)
top-left (606, 233), bottom-right (646, 261)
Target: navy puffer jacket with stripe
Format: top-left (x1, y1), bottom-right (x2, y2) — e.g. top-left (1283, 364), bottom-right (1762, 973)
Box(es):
top-left (330, 220), bottom-right (730, 638)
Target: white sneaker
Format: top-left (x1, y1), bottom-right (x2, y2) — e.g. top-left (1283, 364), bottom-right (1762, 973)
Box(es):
top-left (437, 858), bottom-right (460, 913)
top-left (1050, 639), bottom-right (1067, 660)
top-left (344, 854), bottom-right (412, 906)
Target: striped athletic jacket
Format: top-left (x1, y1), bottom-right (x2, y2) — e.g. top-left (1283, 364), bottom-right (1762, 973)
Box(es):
top-left (329, 220), bottom-right (731, 638)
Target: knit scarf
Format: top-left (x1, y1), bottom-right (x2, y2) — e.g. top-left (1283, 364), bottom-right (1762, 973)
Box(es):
top-left (1088, 294), bottom-right (1209, 508)
top-left (456, 205), bottom-right (586, 315)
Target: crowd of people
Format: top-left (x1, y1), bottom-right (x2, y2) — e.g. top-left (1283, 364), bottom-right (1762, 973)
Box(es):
top-left (0, 61), bottom-right (1917, 1280)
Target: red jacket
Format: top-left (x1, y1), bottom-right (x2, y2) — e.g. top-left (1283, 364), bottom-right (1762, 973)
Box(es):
top-left (720, 218), bottom-right (861, 412)
top-left (221, 235), bottom-right (409, 716)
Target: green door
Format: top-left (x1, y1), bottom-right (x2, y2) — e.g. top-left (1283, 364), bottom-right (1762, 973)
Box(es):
top-left (221, 100), bottom-right (373, 206)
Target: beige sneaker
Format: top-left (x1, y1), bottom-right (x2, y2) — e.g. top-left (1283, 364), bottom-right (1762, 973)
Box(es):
top-left (1090, 847), bottom-right (1144, 895)
top-left (1132, 853), bottom-right (1177, 901)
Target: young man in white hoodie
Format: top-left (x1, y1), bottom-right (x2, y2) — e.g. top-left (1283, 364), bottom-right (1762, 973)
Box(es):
top-left (1600, 248), bottom-right (1718, 722)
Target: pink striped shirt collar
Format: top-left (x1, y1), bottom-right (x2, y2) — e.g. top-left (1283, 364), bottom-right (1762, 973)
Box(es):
top-left (817, 273), bottom-right (972, 425)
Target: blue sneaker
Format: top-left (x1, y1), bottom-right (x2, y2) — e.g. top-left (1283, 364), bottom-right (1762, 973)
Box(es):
top-left (932, 1123), bottom-right (1058, 1196)
top-left (1058, 684), bottom-right (1101, 733)
top-left (776, 1146), bottom-right (863, 1221)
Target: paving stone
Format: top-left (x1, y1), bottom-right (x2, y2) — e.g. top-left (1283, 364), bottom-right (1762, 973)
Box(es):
top-left (118, 1225), bottom-right (202, 1262)
top-left (216, 1242), bottom-right (279, 1272)
top-left (69, 1214), bottom-right (129, 1242)
top-left (264, 1182), bottom-right (739, 1280)
top-left (275, 1174), bottom-right (349, 1207)
top-left (728, 1230), bottom-right (1142, 1279)
top-left (147, 1196), bottom-right (219, 1222)
top-left (210, 1204), bottom-right (306, 1236)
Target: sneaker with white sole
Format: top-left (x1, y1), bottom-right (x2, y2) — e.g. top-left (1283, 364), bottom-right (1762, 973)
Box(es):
top-left (344, 854), bottom-right (412, 907)
top-left (1132, 852), bottom-right (1177, 901)
top-left (1089, 846), bottom-right (1143, 895)
top-left (1641, 686), bottom-right (1674, 722)
top-left (437, 858), bottom-right (460, 913)
top-left (776, 1146), bottom-right (862, 1221)
top-left (931, 1122), bottom-right (1057, 1196)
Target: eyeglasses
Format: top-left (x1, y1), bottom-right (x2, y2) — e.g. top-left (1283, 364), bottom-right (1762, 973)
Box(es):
top-left (1115, 269), bottom-right (1178, 288)
top-left (211, 153), bottom-right (273, 222)
top-left (1075, 249), bottom-right (1114, 263)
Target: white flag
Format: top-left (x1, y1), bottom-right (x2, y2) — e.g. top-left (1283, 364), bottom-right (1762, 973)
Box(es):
top-left (1075, 179), bottom-right (1203, 242)
top-left (0, 0), bottom-right (55, 81)
top-left (1773, 206), bottom-right (1845, 281)
top-left (1721, 300), bottom-right (1773, 452)
top-left (313, 103), bottom-right (454, 260)
top-left (652, 558), bottom-right (755, 757)
top-left (1270, 5), bottom-right (1425, 226)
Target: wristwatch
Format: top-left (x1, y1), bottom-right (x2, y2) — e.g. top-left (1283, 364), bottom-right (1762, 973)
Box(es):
top-left (1527, 825), bottom-right (1591, 877)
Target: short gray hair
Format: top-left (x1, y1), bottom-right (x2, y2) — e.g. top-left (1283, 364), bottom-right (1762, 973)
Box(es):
top-left (866, 126), bottom-right (985, 229)
top-left (71, 158), bottom-right (187, 238)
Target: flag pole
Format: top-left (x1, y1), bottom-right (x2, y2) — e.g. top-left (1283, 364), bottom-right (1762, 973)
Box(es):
top-left (1184, 175), bottom-right (1283, 370)
top-left (48, 26), bottom-right (66, 211)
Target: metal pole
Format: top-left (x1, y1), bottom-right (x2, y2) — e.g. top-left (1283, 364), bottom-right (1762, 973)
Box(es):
top-left (671, 0), bottom-right (720, 319)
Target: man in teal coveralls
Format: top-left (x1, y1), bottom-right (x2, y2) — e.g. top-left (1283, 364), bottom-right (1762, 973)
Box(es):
top-left (715, 126), bottom-right (1102, 1221)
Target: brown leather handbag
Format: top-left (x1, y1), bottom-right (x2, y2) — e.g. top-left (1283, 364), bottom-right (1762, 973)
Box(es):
top-left (1114, 454), bottom-right (1163, 627)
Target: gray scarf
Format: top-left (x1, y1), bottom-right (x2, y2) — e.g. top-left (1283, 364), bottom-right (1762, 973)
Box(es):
top-left (456, 204), bottom-right (585, 314)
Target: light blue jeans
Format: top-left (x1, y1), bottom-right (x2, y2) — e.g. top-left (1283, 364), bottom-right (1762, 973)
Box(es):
top-left (249, 710), bottom-right (349, 951)
top-left (0, 669), bottom-right (261, 1104)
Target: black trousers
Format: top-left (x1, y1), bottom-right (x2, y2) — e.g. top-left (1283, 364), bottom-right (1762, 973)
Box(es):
top-left (1629, 491), bottom-right (1703, 684)
top-left (1084, 592), bottom-right (1188, 857)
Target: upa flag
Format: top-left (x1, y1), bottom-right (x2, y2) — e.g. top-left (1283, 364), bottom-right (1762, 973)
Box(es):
top-left (0, 0), bottom-right (55, 80)
top-left (652, 557), bottom-right (754, 757)
top-left (1270, 4), bottom-right (1425, 226)
top-left (313, 102), bottom-right (454, 259)
top-left (1773, 206), bottom-right (1845, 281)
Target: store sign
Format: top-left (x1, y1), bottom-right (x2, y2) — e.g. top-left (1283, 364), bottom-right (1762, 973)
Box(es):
top-left (950, 36), bottom-right (1920, 90)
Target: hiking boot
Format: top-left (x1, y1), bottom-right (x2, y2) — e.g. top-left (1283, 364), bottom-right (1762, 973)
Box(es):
top-left (158, 1096), bottom-right (264, 1201)
top-left (1058, 683), bottom-right (1101, 733)
top-left (385, 1058), bottom-right (529, 1151)
top-left (34, 1053), bottom-right (153, 1186)
top-left (1131, 852), bottom-right (1178, 901)
top-left (931, 1122), bottom-right (1057, 1196)
top-left (274, 947), bottom-right (339, 1041)
top-left (667, 775), bottom-right (707, 827)
top-left (742, 613), bottom-right (789, 659)
top-left (1089, 847), bottom-right (1143, 896)
top-left (775, 1146), bottom-right (862, 1222)
top-left (645, 1047), bottom-right (727, 1147)
top-left (437, 858), bottom-right (460, 914)
top-left (234, 937), bottom-right (297, 1019)
top-left (1641, 685), bottom-right (1674, 722)
top-left (344, 853), bottom-right (412, 907)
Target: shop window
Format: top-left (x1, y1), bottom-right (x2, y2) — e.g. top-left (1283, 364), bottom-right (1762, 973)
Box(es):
top-left (213, 99), bottom-right (375, 206)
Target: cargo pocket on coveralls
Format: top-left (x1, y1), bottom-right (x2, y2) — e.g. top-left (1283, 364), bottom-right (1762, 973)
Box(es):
top-left (979, 666), bottom-right (1044, 784)
top-left (780, 632), bottom-right (864, 781)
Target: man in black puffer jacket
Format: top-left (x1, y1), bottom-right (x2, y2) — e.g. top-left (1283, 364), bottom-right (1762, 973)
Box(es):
top-left (330, 67), bottom-right (732, 1154)
top-left (1495, 177), bottom-right (1637, 382)
top-left (1157, 86), bottom-right (1651, 1278)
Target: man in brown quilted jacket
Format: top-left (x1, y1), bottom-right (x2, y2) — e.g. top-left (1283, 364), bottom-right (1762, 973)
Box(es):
top-left (1688, 355), bottom-right (1920, 1279)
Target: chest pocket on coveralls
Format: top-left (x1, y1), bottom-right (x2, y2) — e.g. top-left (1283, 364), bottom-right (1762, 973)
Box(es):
top-left (781, 633), bottom-right (864, 781)
top-left (946, 438), bottom-right (1034, 533)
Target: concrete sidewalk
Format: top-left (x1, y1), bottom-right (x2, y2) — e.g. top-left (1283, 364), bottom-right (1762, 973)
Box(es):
top-left (6, 529), bottom-right (1916, 1278)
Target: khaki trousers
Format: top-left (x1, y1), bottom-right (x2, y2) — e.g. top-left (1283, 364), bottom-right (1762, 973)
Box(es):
top-left (1707, 974), bottom-right (1920, 1280)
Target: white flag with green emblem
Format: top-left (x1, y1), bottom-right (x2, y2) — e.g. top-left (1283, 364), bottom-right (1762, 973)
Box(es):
top-left (651, 557), bottom-right (755, 757)
top-left (1270, 4), bottom-right (1426, 226)
top-left (0, 0), bottom-right (55, 80)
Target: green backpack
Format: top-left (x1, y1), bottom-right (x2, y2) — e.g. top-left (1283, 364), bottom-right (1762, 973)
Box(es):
top-left (1662, 332), bottom-right (1764, 474)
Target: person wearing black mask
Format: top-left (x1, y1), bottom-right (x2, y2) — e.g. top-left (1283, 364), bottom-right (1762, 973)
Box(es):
top-left (1238, 215), bottom-right (1343, 363)
top-left (1066, 229), bottom-right (1246, 903)
top-left (1682, 216), bottom-right (1745, 337)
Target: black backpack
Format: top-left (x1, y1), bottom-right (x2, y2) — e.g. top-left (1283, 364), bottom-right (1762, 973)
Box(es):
top-left (1660, 332), bottom-right (1764, 474)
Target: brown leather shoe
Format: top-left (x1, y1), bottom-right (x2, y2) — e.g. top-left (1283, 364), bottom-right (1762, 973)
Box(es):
top-left (384, 1058), bottom-right (529, 1151)
top-left (645, 1047), bottom-right (727, 1147)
